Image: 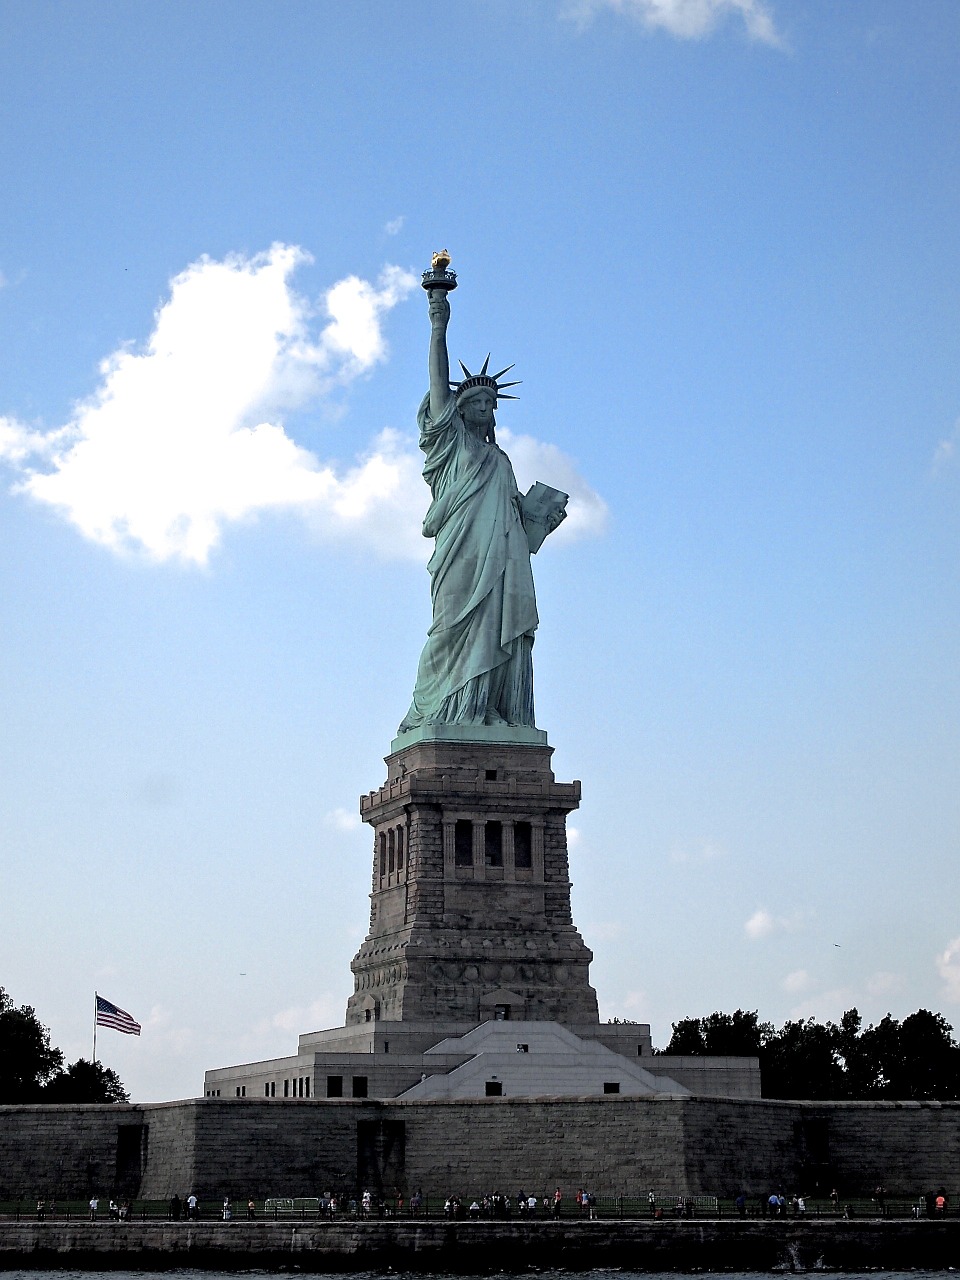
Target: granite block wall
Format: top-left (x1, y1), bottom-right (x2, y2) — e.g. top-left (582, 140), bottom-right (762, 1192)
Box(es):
top-left (2, 1096), bottom-right (958, 1204)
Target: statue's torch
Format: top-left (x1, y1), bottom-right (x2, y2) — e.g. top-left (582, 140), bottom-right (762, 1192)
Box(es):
top-left (421, 250), bottom-right (458, 293)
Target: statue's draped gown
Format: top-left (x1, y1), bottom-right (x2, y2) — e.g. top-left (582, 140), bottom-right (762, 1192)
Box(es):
top-left (398, 392), bottom-right (538, 732)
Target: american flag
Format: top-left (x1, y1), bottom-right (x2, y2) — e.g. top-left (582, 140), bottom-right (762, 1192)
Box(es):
top-left (95, 995), bottom-right (141, 1036)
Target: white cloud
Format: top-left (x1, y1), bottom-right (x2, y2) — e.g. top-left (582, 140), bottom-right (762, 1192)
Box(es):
top-left (567, 825), bottom-right (582, 848)
top-left (566, 0), bottom-right (782, 44)
top-left (938, 937), bottom-right (960, 1002)
top-left (586, 920), bottom-right (624, 942)
top-left (782, 969), bottom-right (810, 993)
top-left (744, 906), bottom-right (800, 940)
top-left (384, 216), bottom-right (405, 236)
top-left (497, 428), bottom-right (609, 544)
top-left (669, 840), bottom-right (723, 865)
top-left (325, 807), bottom-right (362, 832)
top-left (263, 995), bottom-right (343, 1036)
top-left (865, 970), bottom-right (903, 998)
top-left (932, 420), bottom-right (960, 474)
top-left (2, 245), bottom-right (607, 567)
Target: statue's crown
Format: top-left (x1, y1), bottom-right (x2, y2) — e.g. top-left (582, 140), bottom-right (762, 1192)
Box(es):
top-left (452, 355), bottom-right (521, 402)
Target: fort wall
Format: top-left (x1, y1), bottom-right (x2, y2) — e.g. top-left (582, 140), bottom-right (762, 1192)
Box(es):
top-left (2, 1096), bottom-right (958, 1204)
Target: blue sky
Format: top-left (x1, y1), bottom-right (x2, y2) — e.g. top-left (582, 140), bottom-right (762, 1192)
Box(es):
top-left (1, 0), bottom-right (959, 1102)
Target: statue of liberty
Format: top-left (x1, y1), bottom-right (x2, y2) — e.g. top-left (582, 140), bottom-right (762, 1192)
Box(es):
top-left (397, 254), bottom-right (567, 738)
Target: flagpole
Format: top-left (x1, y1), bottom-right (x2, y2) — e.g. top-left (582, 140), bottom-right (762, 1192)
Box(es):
top-left (93, 991), bottom-right (98, 1064)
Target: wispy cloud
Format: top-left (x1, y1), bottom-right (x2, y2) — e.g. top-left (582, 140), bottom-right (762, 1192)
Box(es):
top-left (782, 968), bottom-right (810, 993)
top-left (669, 840), bottom-right (723, 866)
top-left (565, 0), bottom-right (782, 45)
top-left (384, 216), bottom-right (405, 236)
top-left (744, 906), bottom-right (800, 940)
top-left (325, 807), bottom-right (361, 832)
top-left (938, 937), bottom-right (960, 1002)
top-left (932, 420), bottom-right (960, 475)
top-left (1, 245), bottom-right (606, 567)
top-left (865, 970), bottom-right (903, 998)
top-left (497, 429), bottom-right (608, 543)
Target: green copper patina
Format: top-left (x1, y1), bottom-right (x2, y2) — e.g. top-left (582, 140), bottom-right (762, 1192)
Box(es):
top-left (396, 257), bottom-right (567, 743)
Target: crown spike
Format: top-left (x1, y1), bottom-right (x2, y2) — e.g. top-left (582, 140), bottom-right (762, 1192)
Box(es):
top-left (489, 364), bottom-right (515, 381)
top-left (458, 359), bottom-right (473, 379)
top-left (480, 354), bottom-right (491, 376)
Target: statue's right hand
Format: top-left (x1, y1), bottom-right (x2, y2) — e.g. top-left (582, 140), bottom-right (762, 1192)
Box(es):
top-left (428, 291), bottom-right (450, 328)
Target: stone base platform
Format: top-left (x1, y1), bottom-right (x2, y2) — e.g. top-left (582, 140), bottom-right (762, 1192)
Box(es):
top-left (2, 1218), bottom-right (959, 1272)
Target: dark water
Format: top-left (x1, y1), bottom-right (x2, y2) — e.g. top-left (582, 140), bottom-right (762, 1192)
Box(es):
top-left (1, 1272), bottom-right (957, 1280)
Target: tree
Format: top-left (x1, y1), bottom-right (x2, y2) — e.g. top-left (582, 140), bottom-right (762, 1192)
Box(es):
top-left (655, 1005), bottom-right (960, 1101)
top-left (659, 1009), bottom-right (770, 1057)
top-left (761, 1018), bottom-right (846, 1100)
top-left (42, 1058), bottom-right (129, 1104)
top-left (0, 987), bottom-right (64, 1101)
top-left (0, 987), bottom-right (129, 1104)
top-left (858, 1009), bottom-right (960, 1101)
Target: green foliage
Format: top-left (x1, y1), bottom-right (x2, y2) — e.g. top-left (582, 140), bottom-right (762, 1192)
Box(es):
top-left (655, 1004), bottom-right (960, 1101)
top-left (658, 1009), bottom-right (771, 1057)
top-left (0, 987), bottom-right (64, 1101)
top-left (0, 988), bottom-right (128, 1104)
top-left (43, 1058), bottom-right (129, 1104)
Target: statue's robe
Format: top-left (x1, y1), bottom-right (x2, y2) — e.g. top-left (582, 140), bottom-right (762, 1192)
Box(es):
top-left (398, 393), bottom-right (538, 732)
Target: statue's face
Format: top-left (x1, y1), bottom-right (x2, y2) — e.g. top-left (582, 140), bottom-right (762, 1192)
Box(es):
top-left (460, 389), bottom-right (495, 430)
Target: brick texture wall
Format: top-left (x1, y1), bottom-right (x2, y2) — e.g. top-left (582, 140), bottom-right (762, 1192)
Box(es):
top-left (2, 1096), bottom-right (958, 1203)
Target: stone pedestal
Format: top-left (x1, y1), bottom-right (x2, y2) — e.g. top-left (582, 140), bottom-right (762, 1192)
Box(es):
top-left (347, 736), bottom-right (599, 1026)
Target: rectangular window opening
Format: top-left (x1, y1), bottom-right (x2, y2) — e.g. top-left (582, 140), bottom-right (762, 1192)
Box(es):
top-left (485, 768), bottom-right (498, 781)
top-left (603, 1081), bottom-right (621, 1094)
top-left (327, 1075), bottom-right (343, 1098)
top-left (454, 819), bottom-right (473, 866)
top-left (485, 1080), bottom-right (503, 1096)
top-left (514, 821), bottom-right (532, 869)
top-left (352, 1075), bottom-right (369, 1098)
top-left (485, 820), bottom-right (503, 867)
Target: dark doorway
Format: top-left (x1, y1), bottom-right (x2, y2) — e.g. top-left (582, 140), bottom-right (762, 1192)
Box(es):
top-left (357, 1118), bottom-right (405, 1199)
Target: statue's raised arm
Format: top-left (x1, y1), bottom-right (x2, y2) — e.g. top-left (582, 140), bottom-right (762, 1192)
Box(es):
top-left (427, 289), bottom-right (452, 420)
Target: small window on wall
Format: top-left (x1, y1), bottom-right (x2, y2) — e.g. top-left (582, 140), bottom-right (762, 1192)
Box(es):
top-left (485, 820), bottom-right (503, 867)
top-left (270, 1081), bottom-right (276, 1097)
top-left (455, 819), bottom-right (473, 866)
top-left (388, 828), bottom-right (395, 873)
top-left (352, 1076), bottom-right (368, 1098)
top-left (305, 1077), bottom-right (310, 1097)
top-left (494, 1005), bottom-right (510, 1021)
top-left (397, 827), bottom-right (404, 870)
top-left (327, 1076), bottom-right (343, 1098)
top-left (283, 1079), bottom-right (289, 1097)
top-left (514, 821), bottom-right (532, 869)
top-left (603, 1081), bottom-right (621, 1094)
top-left (264, 1083), bottom-right (270, 1097)
top-left (485, 1080), bottom-right (503, 1096)
top-left (379, 832), bottom-right (387, 877)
